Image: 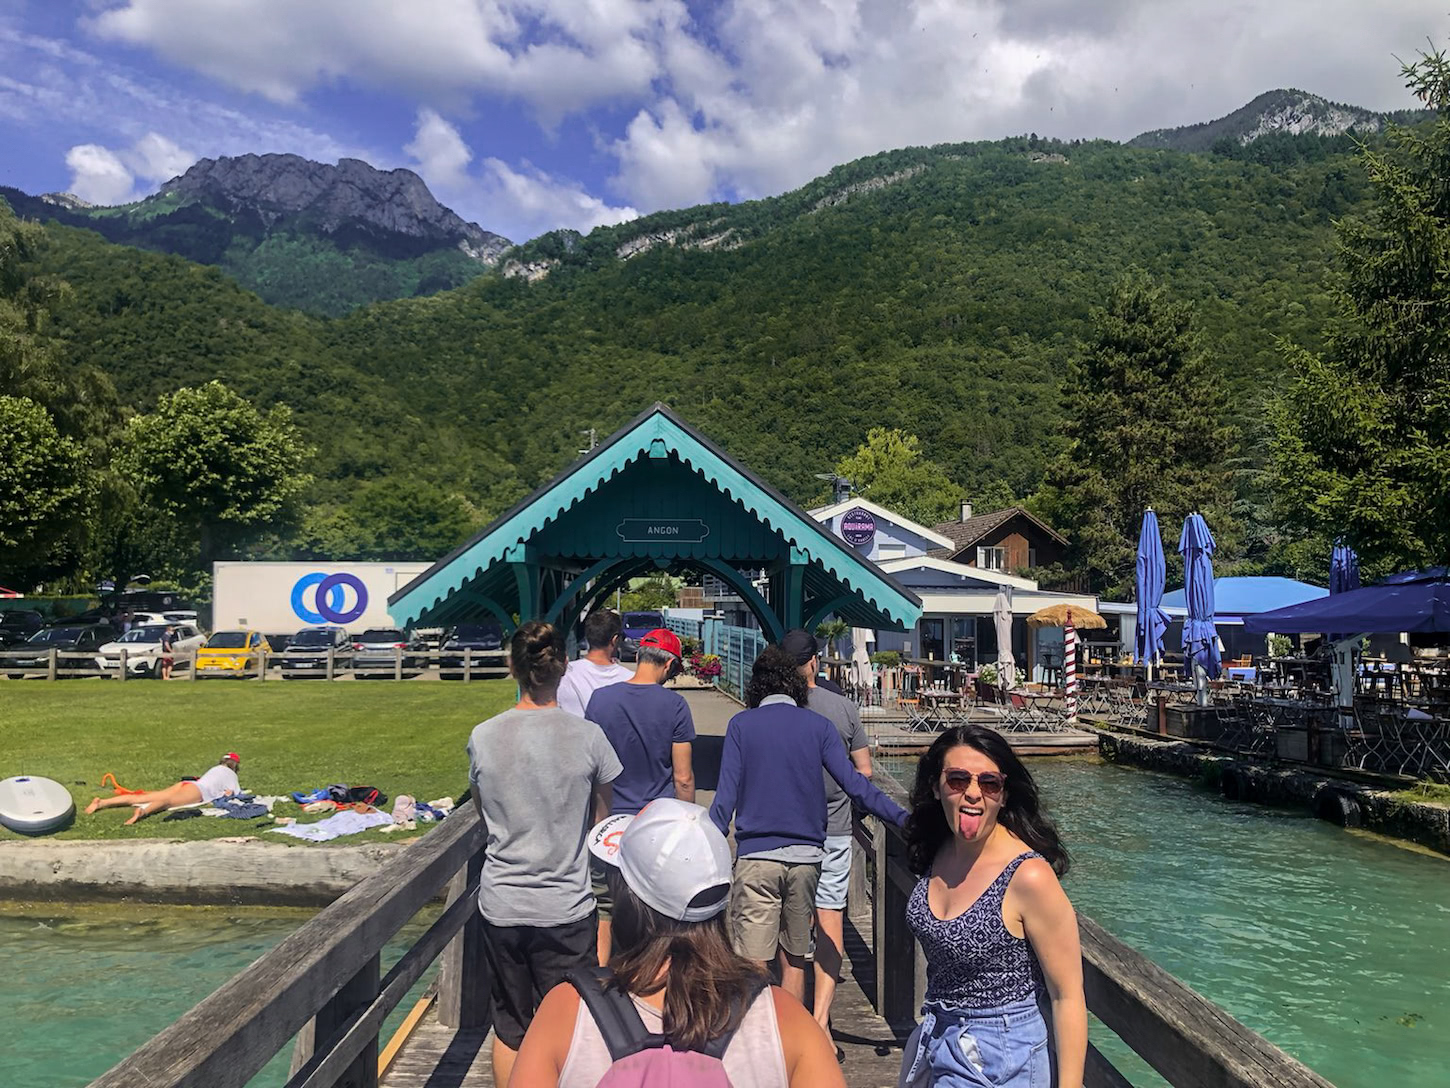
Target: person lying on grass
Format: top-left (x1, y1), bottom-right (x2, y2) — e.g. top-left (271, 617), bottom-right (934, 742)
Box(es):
top-left (85, 752), bottom-right (242, 825)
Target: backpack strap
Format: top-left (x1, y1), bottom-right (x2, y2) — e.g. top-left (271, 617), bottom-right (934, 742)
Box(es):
top-left (566, 966), bottom-right (666, 1062)
top-left (698, 975), bottom-right (770, 1061)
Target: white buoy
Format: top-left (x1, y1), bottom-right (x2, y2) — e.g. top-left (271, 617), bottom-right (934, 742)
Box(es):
top-left (0, 775), bottom-right (76, 835)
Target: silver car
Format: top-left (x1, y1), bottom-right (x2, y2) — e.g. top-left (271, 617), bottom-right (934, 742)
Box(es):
top-left (350, 627), bottom-right (424, 677)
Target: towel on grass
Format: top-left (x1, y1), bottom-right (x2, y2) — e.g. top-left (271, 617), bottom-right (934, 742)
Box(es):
top-left (266, 809), bottom-right (395, 842)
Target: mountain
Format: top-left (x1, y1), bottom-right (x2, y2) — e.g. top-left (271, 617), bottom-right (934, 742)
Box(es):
top-left (18, 132), bottom-right (1371, 524)
top-left (1129, 88), bottom-right (1430, 153)
top-left (0, 154), bottom-right (511, 316)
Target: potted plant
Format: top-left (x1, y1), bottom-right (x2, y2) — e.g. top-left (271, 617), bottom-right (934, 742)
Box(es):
top-left (688, 652), bottom-right (722, 682)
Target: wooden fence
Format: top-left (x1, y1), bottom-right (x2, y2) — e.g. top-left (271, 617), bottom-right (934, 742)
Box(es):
top-left (88, 790), bottom-right (1337, 1088)
top-left (88, 804), bottom-right (490, 1088)
top-left (0, 647), bottom-right (510, 682)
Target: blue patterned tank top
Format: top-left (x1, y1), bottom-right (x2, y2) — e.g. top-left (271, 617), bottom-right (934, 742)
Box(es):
top-left (906, 851), bottom-right (1046, 1009)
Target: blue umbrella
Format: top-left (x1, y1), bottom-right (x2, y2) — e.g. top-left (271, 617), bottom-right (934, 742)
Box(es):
top-left (1179, 513), bottom-right (1221, 686)
top-left (1329, 540), bottom-right (1361, 595)
top-left (1134, 510), bottom-right (1170, 666)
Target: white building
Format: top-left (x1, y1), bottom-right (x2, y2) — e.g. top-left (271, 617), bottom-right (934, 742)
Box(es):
top-left (810, 498), bottom-right (1099, 683)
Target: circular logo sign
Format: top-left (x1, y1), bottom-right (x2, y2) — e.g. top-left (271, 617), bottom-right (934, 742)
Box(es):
top-left (291, 572), bottom-right (369, 625)
top-left (840, 507), bottom-right (877, 548)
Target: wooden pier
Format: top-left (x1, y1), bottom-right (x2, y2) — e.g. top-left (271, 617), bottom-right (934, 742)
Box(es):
top-left (88, 689), bottom-right (1336, 1088)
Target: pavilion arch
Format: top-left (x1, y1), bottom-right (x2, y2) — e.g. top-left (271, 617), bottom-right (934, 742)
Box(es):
top-left (389, 405), bottom-right (921, 644)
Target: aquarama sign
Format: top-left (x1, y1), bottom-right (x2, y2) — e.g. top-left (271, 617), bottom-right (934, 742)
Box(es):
top-left (840, 507), bottom-right (877, 548)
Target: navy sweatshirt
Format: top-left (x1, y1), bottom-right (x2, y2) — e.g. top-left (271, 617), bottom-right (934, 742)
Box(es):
top-left (709, 698), bottom-right (908, 855)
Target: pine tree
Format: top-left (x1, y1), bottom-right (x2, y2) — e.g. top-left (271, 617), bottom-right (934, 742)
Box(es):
top-left (1042, 274), bottom-right (1238, 596)
top-left (1271, 47), bottom-right (1450, 573)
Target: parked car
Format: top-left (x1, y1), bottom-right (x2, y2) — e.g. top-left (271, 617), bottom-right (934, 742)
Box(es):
top-left (0, 610), bottom-right (45, 648)
top-left (280, 625), bottom-right (350, 678)
top-left (6, 623), bottom-right (117, 678)
top-left (620, 611), bottom-right (666, 661)
top-left (130, 609), bottom-right (201, 627)
top-left (97, 623), bottom-right (206, 677)
top-left (439, 622), bottom-right (505, 679)
top-left (195, 629), bottom-right (271, 677)
top-left (351, 627), bottom-right (425, 677)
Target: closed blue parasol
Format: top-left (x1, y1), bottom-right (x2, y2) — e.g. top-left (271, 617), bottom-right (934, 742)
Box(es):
top-left (1134, 509), bottom-right (1170, 665)
top-left (1330, 540), bottom-right (1361, 595)
top-left (1179, 513), bottom-right (1221, 685)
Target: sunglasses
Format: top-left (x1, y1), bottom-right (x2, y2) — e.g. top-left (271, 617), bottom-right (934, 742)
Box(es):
top-left (943, 770), bottom-right (1006, 798)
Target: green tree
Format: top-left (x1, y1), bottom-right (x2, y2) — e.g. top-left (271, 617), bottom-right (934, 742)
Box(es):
top-left (291, 479), bottom-right (478, 561)
top-left (815, 617), bottom-right (850, 659)
top-left (835, 428), bottom-right (964, 527)
top-left (1271, 48), bottom-right (1450, 574)
top-left (620, 576), bottom-right (679, 613)
top-left (1040, 275), bottom-right (1238, 596)
top-left (119, 381), bottom-right (314, 571)
top-left (0, 395), bottom-right (90, 586)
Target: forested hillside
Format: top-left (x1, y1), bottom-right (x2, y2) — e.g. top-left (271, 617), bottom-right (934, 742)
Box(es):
top-left (6, 131), bottom-right (1383, 586)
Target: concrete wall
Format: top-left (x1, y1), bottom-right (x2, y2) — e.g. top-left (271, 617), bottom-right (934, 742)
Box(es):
top-left (0, 839), bottom-right (408, 906)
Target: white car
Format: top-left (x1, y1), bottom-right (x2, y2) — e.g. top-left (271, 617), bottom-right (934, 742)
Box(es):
top-left (131, 609), bottom-right (201, 626)
top-left (97, 623), bottom-right (206, 677)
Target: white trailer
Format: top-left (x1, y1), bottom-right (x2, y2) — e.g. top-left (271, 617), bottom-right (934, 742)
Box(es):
top-left (211, 562), bottom-right (432, 641)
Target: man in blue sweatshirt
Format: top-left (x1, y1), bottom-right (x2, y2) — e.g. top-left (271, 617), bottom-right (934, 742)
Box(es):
top-left (710, 643), bottom-right (908, 1004)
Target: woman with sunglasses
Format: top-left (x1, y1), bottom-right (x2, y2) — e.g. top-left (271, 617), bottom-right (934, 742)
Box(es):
top-left (900, 724), bottom-right (1086, 1088)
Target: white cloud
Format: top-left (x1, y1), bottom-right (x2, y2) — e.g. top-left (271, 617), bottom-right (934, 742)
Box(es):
top-left (478, 157), bottom-right (638, 239)
top-left (86, 0), bottom-right (679, 122)
top-left (405, 109), bottom-right (473, 189)
top-left (65, 142), bottom-right (137, 204)
top-left (402, 108), bottom-right (636, 240)
top-left (63, 130), bottom-right (196, 204)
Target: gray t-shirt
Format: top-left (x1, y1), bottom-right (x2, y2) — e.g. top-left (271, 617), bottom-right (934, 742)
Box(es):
top-left (808, 686), bottom-right (870, 836)
top-left (467, 706), bottom-right (622, 927)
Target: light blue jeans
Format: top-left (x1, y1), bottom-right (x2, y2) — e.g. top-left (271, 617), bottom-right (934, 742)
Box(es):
top-left (899, 997), bottom-right (1051, 1088)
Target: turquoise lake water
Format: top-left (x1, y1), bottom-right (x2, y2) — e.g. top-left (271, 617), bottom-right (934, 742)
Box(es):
top-left (5, 758), bottom-right (1447, 1087)
top-left (1, 904), bottom-right (436, 1087)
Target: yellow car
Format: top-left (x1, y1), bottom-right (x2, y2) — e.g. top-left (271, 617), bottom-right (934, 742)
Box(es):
top-left (195, 629), bottom-right (271, 677)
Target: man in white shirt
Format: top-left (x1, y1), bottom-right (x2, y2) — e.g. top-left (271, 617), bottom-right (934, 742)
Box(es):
top-left (557, 610), bottom-right (633, 718)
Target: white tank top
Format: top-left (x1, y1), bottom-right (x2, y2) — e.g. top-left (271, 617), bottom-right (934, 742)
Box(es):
top-left (557, 986), bottom-right (789, 1087)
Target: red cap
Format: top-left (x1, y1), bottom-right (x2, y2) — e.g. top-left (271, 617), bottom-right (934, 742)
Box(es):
top-left (638, 629), bottom-right (683, 659)
top-left (224, 752), bottom-right (241, 764)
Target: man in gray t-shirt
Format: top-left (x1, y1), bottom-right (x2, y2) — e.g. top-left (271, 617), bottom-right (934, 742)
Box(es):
top-left (467, 706), bottom-right (622, 927)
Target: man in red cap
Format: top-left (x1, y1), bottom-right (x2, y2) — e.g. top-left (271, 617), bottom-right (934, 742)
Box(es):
top-left (583, 627), bottom-right (696, 961)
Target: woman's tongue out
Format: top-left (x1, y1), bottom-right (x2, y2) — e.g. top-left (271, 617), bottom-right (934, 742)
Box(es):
top-left (958, 808), bottom-right (983, 839)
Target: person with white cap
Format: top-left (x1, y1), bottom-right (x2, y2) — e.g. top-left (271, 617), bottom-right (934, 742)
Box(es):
top-left (512, 798), bottom-right (845, 1087)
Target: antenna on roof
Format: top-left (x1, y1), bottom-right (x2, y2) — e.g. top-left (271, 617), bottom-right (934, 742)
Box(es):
top-left (815, 473), bottom-right (854, 504)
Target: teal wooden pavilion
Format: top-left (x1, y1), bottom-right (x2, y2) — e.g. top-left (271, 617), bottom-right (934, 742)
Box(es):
top-left (388, 404), bottom-right (921, 641)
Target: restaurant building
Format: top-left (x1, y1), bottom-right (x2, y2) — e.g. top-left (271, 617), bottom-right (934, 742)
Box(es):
top-left (810, 498), bottom-right (1097, 682)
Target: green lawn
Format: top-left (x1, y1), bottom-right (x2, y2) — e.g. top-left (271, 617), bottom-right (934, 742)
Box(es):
top-left (0, 680), bottom-right (515, 842)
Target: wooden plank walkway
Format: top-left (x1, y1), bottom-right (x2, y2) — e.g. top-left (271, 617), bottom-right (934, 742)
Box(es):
top-left (381, 687), bottom-right (913, 1087)
top-left (380, 912), bottom-right (908, 1087)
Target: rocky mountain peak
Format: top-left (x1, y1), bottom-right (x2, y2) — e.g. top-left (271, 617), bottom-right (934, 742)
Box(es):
top-left (1129, 88), bottom-right (1430, 153)
top-left (160, 153), bottom-right (511, 261)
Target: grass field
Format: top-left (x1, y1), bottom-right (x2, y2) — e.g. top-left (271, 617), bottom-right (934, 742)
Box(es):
top-left (0, 680), bottom-right (516, 842)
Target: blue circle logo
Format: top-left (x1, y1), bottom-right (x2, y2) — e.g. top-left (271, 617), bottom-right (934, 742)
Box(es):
top-left (290, 572), bottom-right (369, 625)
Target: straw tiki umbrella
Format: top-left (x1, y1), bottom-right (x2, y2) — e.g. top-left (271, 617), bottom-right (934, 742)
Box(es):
top-left (1027, 604), bottom-right (1107, 722)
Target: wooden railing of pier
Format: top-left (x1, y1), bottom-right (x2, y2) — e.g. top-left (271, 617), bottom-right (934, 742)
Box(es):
top-left (90, 798), bottom-right (1335, 1088)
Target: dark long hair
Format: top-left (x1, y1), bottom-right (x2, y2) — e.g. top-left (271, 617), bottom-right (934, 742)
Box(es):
top-left (745, 644), bottom-right (808, 708)
top-left (905, 724), bottom-right (1069, 877)
top-left (607, 870), bottom-right (767, 1051)
top-left (508, 620), bottom-right (567, 699)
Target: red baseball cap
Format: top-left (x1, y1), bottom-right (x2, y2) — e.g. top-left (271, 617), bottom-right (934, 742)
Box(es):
top-left (224, 752), bottom-right (241, 764)
top-left (638, 629), bottom-right (683, 659)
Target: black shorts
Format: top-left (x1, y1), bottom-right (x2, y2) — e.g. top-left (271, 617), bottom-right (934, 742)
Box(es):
top-left (481, 913), bottom-right (597, 1049)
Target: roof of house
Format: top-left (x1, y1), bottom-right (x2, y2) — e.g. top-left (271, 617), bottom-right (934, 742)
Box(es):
top-left (930, 506), bottom-right (1069, 558)
top-left (808, 497), bottom-right (957, 550)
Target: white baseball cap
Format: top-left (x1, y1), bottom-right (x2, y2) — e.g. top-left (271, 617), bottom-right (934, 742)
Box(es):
top-left (587, 799), bottom-right (733, 922)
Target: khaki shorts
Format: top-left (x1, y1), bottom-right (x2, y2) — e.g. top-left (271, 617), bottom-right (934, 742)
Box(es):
top-left (729, 856), bottom-right (821, 961)
top-left (590, 856), bottom-right (613, 921)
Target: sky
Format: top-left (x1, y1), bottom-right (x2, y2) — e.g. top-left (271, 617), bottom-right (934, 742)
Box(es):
top-left (0, 1), bottom-right (1445, 244)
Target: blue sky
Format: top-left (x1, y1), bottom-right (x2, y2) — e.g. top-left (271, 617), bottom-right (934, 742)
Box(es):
top-left (1, 1), bottom-right (1443, 243)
